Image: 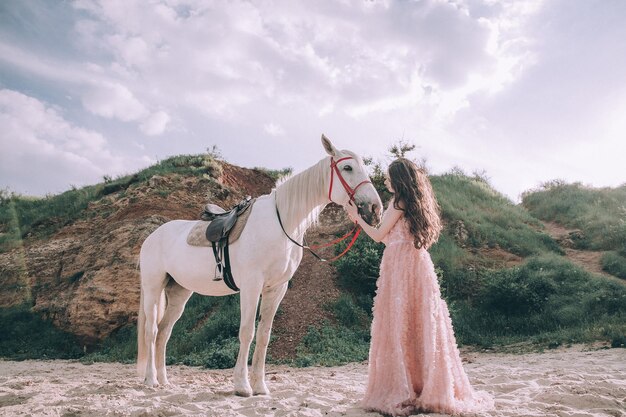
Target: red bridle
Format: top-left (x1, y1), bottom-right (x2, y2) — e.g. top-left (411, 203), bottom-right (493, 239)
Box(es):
top-left (328, 156), bottom-right (372, 203)
top-left (305, 155), bottom-right (372, 262)
top-left (275, 155), bottom-right (373, 262)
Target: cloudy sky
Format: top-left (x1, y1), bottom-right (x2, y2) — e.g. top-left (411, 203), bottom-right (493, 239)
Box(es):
top-left (0, 0), bottom-right (624, 201)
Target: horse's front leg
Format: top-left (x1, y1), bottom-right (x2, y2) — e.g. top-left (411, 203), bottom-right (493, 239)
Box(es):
top-left (234, 281), bottom-right (263, 397)
top-left (250, 281), bottom-right (288, 395)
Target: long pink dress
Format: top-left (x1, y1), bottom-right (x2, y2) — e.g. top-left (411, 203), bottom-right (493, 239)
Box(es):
top-left (361, 217), bottom-right (494, 416)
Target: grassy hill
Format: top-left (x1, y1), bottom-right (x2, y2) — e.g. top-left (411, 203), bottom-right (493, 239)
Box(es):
top-left (0, 154), bottom-right (223, 252)
top-left (296, 172), bottom-right (625, 365)
top-left (522, 181), bottom-right (626, 279)
top-left (1, 157), bottom-right (624, 368)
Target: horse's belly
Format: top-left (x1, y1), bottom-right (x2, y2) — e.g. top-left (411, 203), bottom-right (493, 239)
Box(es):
top-left (167, 266), bottom-right (237, 296)
top-left (164, 245), bottom-right (237, 296)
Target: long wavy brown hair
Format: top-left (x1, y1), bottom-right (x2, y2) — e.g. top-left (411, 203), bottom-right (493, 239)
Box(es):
top-left (388, 158), bottom-right (442, 249)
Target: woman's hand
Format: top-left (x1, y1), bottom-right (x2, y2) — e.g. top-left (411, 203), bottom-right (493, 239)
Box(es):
top-left (346, 201), bottom-right (403, 243)
top-left (344, 201), bottom-right (360, 223)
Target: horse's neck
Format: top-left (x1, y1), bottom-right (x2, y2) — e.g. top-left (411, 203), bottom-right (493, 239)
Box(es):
top-left (275, 157), bottom-right (329, 237)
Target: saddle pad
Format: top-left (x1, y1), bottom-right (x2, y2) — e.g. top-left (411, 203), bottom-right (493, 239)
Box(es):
top-left (186, 200), bottom-right (255, 247)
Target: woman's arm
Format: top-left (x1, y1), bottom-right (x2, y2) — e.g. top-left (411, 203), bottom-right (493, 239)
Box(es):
top-left (345, 201), bottom-right (403, 242)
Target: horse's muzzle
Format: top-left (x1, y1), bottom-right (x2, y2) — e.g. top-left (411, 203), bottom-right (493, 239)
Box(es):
top-left (357, 201), bottom-right (381, 226)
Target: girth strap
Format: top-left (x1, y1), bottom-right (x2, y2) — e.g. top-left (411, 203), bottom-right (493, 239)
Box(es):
top-left (212, 241), bottom-right (239, 292)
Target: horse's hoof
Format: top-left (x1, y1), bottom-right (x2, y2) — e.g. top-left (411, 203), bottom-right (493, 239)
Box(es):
top-left (234, 385), bottom-right (253, 397)
top-left (253, 387), bottom-right (270, 396)
top-left (143, 378), bottom-right (159, 388)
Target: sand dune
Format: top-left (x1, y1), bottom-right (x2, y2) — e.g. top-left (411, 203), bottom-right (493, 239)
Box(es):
top-left (0, 346), bottom-right (624, 417)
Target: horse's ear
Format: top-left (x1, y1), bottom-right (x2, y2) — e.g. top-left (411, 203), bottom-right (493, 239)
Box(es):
top-left (321, 134), bottom-right (338, 156)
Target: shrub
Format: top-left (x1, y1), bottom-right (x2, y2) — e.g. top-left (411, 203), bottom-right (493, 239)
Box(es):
top-left (335, 237), bottom-right (384, 297)
top-left (202, 339), bottom-right (241, 369)
top-left (81, 325), bottom-right (136, 364)
top-left (601, 251), bottom-right (626, 279)
top-left (480, 267), bottom-right (556, 315)
top-left (332, 294), bottom-right (369, 328)
top-left (452, 254), bottom-right (626, 347)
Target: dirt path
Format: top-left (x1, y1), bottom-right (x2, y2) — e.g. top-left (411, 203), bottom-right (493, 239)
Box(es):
top-left (542, 221), bottom-right (622, 283)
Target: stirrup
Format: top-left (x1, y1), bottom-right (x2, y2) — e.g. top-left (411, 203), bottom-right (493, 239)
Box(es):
top-left (213, 264), bottom-right (223, 281)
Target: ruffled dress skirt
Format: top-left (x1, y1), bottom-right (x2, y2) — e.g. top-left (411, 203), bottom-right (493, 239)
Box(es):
top-left (361, 221), bottom-right (493, 416)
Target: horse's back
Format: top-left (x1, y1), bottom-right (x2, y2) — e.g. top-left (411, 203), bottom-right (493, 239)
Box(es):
top-left (143, 220), bottom-right (197, 246)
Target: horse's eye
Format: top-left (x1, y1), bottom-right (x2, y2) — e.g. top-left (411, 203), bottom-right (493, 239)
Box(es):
top-left (343, 165), bottom-right (353, 172)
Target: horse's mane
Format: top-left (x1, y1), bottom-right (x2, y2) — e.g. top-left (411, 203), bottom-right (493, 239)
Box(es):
top-left (274, 156), bottom-right (330, 237)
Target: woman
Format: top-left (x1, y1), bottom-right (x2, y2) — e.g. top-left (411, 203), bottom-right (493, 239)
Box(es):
top-left (345, 158), bottom-right (493, 416)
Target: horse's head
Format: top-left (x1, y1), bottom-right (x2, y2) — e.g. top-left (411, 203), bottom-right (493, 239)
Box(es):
top-left (322, 135), bottom-right (382, 226)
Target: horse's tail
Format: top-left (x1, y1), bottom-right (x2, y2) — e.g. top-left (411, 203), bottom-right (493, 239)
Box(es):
top-left (136, 279), bottom-right (167, 379)
top-left (137, 287), bottom-right (147, 378)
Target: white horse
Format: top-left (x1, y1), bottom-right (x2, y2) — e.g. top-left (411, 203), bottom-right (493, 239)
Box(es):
top-left (137, 135), bottom-right (382, 396)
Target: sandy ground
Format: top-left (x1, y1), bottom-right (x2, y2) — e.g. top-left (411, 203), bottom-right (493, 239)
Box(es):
top-left (0, 346), bottom-right (624, 417)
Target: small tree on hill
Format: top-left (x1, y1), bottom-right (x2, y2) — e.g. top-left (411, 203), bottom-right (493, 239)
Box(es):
top-left (388, 140), bottom-right (416, 159)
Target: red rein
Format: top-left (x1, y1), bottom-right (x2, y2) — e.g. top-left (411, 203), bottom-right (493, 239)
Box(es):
top-left (317, 156), bottom-right (371, 262)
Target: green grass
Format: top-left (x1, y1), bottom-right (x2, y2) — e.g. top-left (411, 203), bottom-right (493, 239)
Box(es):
top-left (432, 171), bottom-right (562, 257)
top-left (294, 296), bottom-right (371, 367)
top-left (253, 167), bottom-right (293, 182)
top-left (0, 303), bottom-right (83, 360)
top-left (601, 251), bottom-right (626, 279)
top-left (522, 181), bottom-right (626, 251)
top-left (294, 323), bottom-right (370, 367)
top-left (0, 186), bottom-right (101, 251)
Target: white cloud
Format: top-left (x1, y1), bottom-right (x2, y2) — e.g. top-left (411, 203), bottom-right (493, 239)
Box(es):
top-left (82, 82), bottom-right (148, 121)
top-left (140, 110), bottom-right (170, 136)
top-left (0, 89), bottom-right (148, 195)
top-left (264, 122), bottom-right (285, 137)
top-left (4, 0), bottom-right (625, 201)
top-left (68, 0), bottom-right (542, 124)
top-left (106, 34), bottom-right (151, 67)
top-left (183, 90), bottom-right (251, 119)
top-left (0, 40), bottom-right (157, 133)
top-left (0, 89), bottom-right (106, 153)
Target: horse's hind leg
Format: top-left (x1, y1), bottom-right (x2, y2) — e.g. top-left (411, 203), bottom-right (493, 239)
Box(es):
top-left (156, 279), bottom-right (193, 385)
top-left (250, 282), bottom-right (288, 395)
top-left (140, 274), bottom-right (168, 387)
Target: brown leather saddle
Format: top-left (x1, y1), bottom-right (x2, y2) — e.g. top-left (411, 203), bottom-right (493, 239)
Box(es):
top-left (190, 196), bottom-right (255, 292)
